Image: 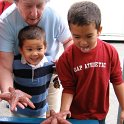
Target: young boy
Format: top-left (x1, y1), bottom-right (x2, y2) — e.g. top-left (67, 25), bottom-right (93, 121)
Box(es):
top-left (55, 1), bottom-right (124, 124)
top-left (2, 25), bottom-right (56, 118)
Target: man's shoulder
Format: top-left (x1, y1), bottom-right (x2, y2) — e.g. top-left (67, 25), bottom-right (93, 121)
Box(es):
top-left (0, 3), bottom-right (17, 19)
top-left (42, 6), bottom-right (61, 21)
top-left (44, 6), bottom-right (58, 15)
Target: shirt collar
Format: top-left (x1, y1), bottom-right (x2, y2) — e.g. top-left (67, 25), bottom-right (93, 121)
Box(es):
top-left (21, 55), bottom-right (48, 69)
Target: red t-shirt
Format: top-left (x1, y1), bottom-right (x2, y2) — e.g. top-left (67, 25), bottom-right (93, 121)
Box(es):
top-left (0, 1), bottom-right (12, 15)
top-left (56, 39), bottom-right (123, 120)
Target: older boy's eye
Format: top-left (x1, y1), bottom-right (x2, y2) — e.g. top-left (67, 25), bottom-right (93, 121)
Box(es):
top-left (37, 48), bottom-right (42, 51)
top-left (74, 36), bottom-right (80, 39)
top-left (87, 35), bottom-right (94, 38)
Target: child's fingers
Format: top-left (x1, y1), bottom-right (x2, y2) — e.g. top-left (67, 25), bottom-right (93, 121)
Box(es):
top-left (41, 117), bottom-right (52, 124)
top-left (9, 87), bottom-right (15, 93)
top-left (10, 97), bottom-right (19, 111)
top-left (23, 92), bottom-right (32, 99)
top-left (57, 117), bottom-right (72, 124)
top-left (21, 102), bottom-right (27, 107)
top-left (20, 97), bottom-right (35, 109)
top-left (17, 102), bottom-right (25, 109)
top-left (10, 95), bottom-right (26, 111)
top-left (51, 117), bottom-right (58, 124)
top-left (50, 109), bottom-right (56, 116)
top-left (0, 92), bottom-right (11, 100)
top-left (62, 110), bottom-right (71, 118)
top-left (10, 97), bottom-right (35, 111)
top-left (9, 87), bottom-right (35, 110)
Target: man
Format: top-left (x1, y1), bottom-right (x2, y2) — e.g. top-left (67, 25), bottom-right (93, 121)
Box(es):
top-left (0, 0), bottom-right (72, 112)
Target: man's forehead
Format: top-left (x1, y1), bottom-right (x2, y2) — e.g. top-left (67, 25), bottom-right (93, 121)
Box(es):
top-left (21, 0), bottom-right (46, 3)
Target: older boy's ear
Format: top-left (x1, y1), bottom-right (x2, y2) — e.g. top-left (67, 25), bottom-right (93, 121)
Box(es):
top-left (97, 26), bottom-right (102, 36)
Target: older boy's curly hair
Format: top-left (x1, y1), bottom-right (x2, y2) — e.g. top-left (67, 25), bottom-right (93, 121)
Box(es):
top-left (68, 1), bottom-right (101, 29)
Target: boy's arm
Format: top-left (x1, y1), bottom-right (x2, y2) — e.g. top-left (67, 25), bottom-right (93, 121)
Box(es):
top-left (113, 82), bottom-right (124, 123)
top-left (113, 83), bottom-right (124, 110)
top-left (60, 92), bottom-right (73, 118)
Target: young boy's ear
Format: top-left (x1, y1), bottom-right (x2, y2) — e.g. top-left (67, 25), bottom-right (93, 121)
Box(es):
top-left (19, 47), bottom-right (23, 55)
top-left (44, 45), bottom-right (47, 53)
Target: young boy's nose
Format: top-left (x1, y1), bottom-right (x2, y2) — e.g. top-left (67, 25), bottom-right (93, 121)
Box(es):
top-left (32, 51), bottom-right (38, 56)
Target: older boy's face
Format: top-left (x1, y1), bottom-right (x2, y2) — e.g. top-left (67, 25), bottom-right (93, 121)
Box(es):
top-left (70, 23), bottom-right (102, 53)
top-left (16, 0), bottom-right (47, 26)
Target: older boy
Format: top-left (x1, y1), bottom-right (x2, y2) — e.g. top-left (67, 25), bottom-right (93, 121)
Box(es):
top-left (56, 1), bottom-right (124, 124)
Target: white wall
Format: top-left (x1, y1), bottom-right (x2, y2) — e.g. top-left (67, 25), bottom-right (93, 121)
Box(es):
top-left (49, 0), bottom-right (124, 40)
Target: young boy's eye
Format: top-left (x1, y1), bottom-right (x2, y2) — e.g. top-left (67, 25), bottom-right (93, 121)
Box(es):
top-left (27, 48), bottom-right (32, 51)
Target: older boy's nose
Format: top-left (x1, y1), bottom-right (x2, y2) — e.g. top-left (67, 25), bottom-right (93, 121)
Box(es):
top-left (79, 40), bottom-right (88, 46)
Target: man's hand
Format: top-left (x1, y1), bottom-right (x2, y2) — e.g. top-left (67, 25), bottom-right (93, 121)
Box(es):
top-left (0, 87), bottom-right (35, 111)
top-left (41, 109), bottom-right (71, 124)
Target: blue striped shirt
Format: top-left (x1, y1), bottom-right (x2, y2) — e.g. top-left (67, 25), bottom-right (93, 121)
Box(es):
top-left (13, 54), bottom-right (55, 116)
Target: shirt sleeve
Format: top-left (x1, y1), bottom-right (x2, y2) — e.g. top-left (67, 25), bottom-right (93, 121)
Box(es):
top-left (56, 52), bottom-right (76, 94)
top-left (53, 11), bottom-right (71, 44)
top-left (110, 46), bottom-right (123, 85)
top-left (0, 17), bottom-right (15, 52)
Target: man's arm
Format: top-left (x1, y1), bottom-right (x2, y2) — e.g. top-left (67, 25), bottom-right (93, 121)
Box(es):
top-left (0, 52), bottom-right (14, 93)
top-left (0, 52), bottom-right (35, 110)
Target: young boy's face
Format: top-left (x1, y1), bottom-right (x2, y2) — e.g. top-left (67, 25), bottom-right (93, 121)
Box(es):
top-left (70, 23), bottom-right (102, 53)
top-left (19, 39), bottom-right (46, 65)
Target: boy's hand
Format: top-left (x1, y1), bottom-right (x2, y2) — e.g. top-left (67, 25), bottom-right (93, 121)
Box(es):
top-left (120, 110), bottom-right (124, 124)
top-left (0, 87), bottom-right (35, 111)
top-left (41, 109), bottom-right (71, 124)
top-left (53, 76), bottom-right (60, 89)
